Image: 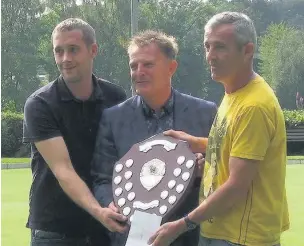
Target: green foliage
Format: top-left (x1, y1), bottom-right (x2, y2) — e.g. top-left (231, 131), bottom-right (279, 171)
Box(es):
top-left (82, 0), bottom-right (131, 93)
top-left (259, 23), bottom-right (293, 90)
top-left (2, 100), bottom-right (18, 112)
top-left (259, 23), bottom-right (304, 109)
top-left (1, 0), bottom-right (45, 112)
top-left (283, 110), bottom-right (304, 128)
top-left (1, 112), bottom-right (29, 157)
top-left (2, 0), bottom-right (304, 111)
top-left (36, 6), bottom-right (61, 81)
top-left (274, 31), bottom-right (304, 109)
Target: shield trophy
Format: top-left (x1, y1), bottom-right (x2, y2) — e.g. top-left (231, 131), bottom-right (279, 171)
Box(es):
top-left (112, 133), bottom-right (197, 224)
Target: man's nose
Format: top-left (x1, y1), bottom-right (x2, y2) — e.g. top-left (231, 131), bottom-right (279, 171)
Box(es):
top-left (62, 51), bottom-right (72, 62)
top-left (137, 63), bottom-right (145, 73)
top-left (135, 63), bottom-right (145, 76)
top-left (206, 47), bottom-right (216, 62)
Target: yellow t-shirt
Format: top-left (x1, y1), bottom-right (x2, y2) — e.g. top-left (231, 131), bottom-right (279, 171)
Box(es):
top-left (200, 75), bottom-right (290, 246)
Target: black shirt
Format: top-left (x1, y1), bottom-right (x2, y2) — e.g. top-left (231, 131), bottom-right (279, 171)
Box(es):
top-left (23, 75), bottom-right (126, 235)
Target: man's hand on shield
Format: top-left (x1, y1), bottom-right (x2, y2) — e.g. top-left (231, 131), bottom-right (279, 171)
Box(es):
top-left (98, 202), bottom-right (129, 233)
top-left (195, 153), bottom-right (205, 178)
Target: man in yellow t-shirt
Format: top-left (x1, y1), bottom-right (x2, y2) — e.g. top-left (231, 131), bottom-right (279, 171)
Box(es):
top-left (148, 12), bottom-right (289, 246)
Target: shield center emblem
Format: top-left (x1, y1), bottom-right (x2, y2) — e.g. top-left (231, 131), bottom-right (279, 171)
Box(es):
top-left (140, 158), bottom-right (166, 191)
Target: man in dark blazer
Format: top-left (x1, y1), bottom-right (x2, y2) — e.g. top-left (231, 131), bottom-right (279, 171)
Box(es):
top-left (91, 30), bottom-right (217, 246)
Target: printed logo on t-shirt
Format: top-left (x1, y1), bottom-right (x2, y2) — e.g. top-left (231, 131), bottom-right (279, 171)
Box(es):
top-left (203, 114), bottom-right (227, 199)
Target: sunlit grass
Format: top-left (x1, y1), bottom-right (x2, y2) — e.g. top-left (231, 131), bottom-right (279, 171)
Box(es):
top-left (1, 166), bottom-right (304, 245)
top-left (1, 158), bottom-right (30, 164)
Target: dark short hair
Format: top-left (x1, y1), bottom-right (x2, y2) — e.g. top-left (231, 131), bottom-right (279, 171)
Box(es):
top-left (128, 30), bottom-right (178, 59)
top-left (52, 18), bottom-right (96, 46)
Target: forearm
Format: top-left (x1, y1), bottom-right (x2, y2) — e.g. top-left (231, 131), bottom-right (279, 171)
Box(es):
top-left (54, 165), bottom-right (104, 219)
top-left (189, 156), bottom-right (258, 224)
top-left (93, 182), bottom-right (113, 207)
top-left (191, 137), bottom-right (208, 153)
top-left (188, 181), bottom-right (247, 224)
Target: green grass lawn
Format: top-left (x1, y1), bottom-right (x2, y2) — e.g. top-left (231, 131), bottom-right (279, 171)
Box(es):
top-left (280, 165), bottom-right (304, 246)
top-left (1, 158), bottom-right (30, 164)
top-left (287, 156), bottom-right (304, 160)
top-left (1, 169), bottom-right (32, 245)
top-left (1, 166), bottom-right (304, 245)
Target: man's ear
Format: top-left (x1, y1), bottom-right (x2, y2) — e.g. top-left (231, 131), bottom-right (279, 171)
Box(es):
top-left (169, 60), bottom-right (178, 77)
top-left (91, 43), bottom-right (98, 57)
top-left (243, 42), bottom-right (254, 61)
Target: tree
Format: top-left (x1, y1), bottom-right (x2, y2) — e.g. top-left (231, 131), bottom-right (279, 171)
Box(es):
top-left (259, 23), bottom-right (292, 90)
top-left (80, 0), bottom-right (131, 94)
top-left (4, 0), bottom-right (304, 111)
top-left (259, 23), bottom-right (304, 109)
top-left (2, 0), bottom-right (45, 112)
top-left (274, 30), bottom-right (304, 109)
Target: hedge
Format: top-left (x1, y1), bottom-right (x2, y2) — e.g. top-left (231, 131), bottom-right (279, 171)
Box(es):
top-left (1, 112), bottom-right (30, 157)
top-left (1, 109), bottom-right (303, 157)
top-left (283, 110), bottom-right (304, 128)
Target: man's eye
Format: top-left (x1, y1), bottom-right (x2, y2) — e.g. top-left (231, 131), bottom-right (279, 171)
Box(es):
top-left (130, 65), bottom-right (137, 70)
top-left (215, 45), bottom-right (225, 49)
top-left (70, 47), bottom-right (78, 53)
top-left (55, 49), bottom-right (63, 55)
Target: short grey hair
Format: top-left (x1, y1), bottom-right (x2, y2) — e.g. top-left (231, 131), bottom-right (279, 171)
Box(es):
top-left (52, 18), bottom-right (96, 46)
top-left (205, 12), bottom-right (257, 50)
top-left (128, 30), bottom-right (179, 59)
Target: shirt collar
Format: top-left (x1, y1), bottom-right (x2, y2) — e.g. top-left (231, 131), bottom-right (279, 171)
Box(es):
top-left (58, 74), bottom-right (104, 102)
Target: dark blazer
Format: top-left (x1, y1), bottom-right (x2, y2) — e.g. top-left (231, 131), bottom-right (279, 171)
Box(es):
top-left (91, 90), bottom-right (217, 246)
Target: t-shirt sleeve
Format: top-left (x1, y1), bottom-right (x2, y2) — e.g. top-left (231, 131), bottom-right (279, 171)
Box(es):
top-left (23, 96), bottom-right (62, 143)
top-left (230, 106), bottom-right (274, 161)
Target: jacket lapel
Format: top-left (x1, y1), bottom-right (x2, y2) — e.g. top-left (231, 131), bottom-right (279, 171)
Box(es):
top-left (173, 90), bottom-right (189, 131)
top-left (129, 96), bottom-right (150, 142)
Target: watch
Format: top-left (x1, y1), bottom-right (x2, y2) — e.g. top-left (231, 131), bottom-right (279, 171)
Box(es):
top-left (184, 214), bottom-right (198, 231)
